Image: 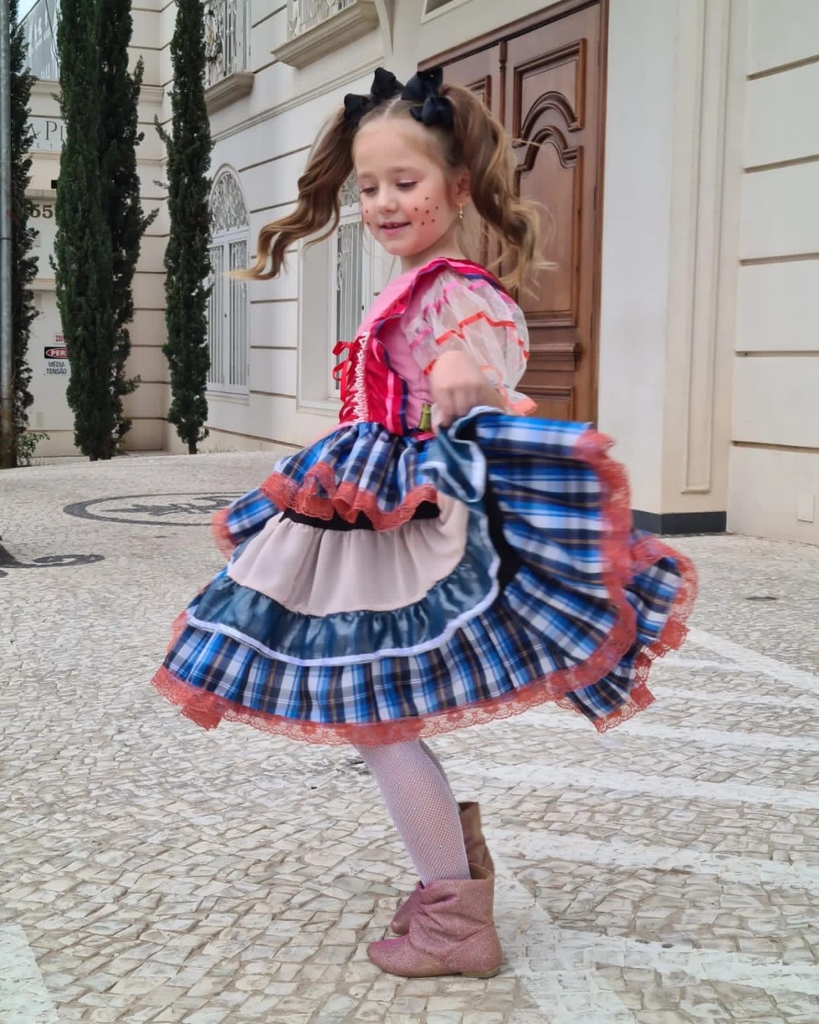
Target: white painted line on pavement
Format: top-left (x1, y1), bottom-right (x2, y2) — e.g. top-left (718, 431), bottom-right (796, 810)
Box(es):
top-left (491, 828), bottom-right (819, 897)
top-left (499, 869), bottom-right (638, 1024)
top-left (619, 719), bottom-right (819, 753)
top-left (662, 657), bottom-right (746, 672)
top-left (502, 859), bottom-right (819, 1012)
top-left (456, 759), bottom-right (819, 811)
top-left (686, 628), bottom-right (819, 694)
top-left (651, 686), bottom-right (818, 712)
top-left (500, 870), bottom-right (819, 1016)
top-left (0, 925), bottom-right (59, 1024)
top-left (525, 705), bottom-right (819, 753)
top-left (559, 931), bottom-right (819, 997)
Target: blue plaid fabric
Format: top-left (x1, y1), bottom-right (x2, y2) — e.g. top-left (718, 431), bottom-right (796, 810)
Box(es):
top-left (159, 411), bottom-right (692, 736)
top-left (220, 488), bottom-right (278, 548)
top-left (218, 423), bottom-right (435, 550)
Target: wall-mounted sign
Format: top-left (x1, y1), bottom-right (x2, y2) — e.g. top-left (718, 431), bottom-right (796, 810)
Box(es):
top-left (45, 333), bottom-right (68, 375)
top-left (28, 116), bottom-right (65, 153)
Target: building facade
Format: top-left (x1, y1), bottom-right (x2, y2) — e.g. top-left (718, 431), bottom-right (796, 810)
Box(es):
top-left (24, 0), bottom-right (166, 453)
top-left (22, 0), bottom-right (819, 544)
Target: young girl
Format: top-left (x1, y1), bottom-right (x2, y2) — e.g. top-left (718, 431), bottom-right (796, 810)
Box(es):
top-left (152, 67), bottom-right (696, 980)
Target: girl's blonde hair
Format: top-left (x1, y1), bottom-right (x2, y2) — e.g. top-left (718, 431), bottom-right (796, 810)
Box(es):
top-left (243, 79), bottom-right (543, 292)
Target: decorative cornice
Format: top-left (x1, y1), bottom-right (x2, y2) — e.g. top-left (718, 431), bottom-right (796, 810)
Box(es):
top-left (210, 57), bottom-right (381, 143)
top-left (273, 1), bottom-right (379, 70)
top-left (140, 85), bottom-right (166, 106)
top-left (30, 79), bottom-right (58, 95)
top-left (205, 71), bottom-right (255, 115)
top-left (29, 80), bottom-right (165, 106)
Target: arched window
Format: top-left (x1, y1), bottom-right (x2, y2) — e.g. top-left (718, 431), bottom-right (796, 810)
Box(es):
top-left (330, 176), bottom-right (373, 394)
top-left (207, 168), bottom-right (250, 394)
top-left (298, 175), bottom-right (381, 412)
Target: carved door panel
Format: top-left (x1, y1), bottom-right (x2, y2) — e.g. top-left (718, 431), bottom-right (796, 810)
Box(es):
top-left (441, 46), bottom-right (502, 116)
top-left (441, 47), bottom-right (503, 269)
top-left (505, 6), bottom-right (602, 422)
top-left (434, 2), bottom-right (604, 422)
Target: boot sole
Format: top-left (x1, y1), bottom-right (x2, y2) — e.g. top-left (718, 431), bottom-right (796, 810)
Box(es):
top-left (368, 945), bottom-right (502, 979)
top-left (373, 964), bottom-right (502, 979)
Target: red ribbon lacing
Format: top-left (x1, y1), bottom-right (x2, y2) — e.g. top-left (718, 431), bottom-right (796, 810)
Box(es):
top-left (332, 340), bottom-right (359, 424)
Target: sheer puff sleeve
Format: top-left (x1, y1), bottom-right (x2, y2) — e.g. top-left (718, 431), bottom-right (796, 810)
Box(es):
top-left (405, 270), bottom-right (536, 415)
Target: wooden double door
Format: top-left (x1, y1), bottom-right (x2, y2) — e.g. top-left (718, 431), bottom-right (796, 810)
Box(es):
top-left (427, 0), bottom-right (606, 422)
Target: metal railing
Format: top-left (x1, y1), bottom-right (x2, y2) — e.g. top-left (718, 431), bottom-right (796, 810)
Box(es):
top-left (204, 0), bottom-right (251, 88)
top-left (286, 0), bottom-right (355, 39)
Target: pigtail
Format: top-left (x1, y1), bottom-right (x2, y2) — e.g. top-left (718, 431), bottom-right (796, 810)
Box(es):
top-left (240, 109), bottom-right (356, 280)
top-left (440, 85), bottom-right (546, 293)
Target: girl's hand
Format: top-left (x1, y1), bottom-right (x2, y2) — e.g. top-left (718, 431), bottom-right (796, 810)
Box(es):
top-left (429, 350), bottom-right (506, 429)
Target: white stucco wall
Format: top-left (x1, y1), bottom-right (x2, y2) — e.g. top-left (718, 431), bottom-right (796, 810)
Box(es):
top-left (727, 0), bottom-right (819, 542)
top-left (596, 0), bottom-right (677, 515)
top-left (598, 0), bottom-right (741, 528)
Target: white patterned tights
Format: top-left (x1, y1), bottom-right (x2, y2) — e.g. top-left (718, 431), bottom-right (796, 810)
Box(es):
top-left (354, 739), bottom-right (470, 885)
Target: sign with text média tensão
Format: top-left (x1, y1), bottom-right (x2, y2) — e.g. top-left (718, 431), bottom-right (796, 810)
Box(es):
top-left (44, 335), bottom-right (68, 376)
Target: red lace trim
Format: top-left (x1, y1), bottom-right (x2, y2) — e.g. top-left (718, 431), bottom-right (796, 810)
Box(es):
top-left (575, 428), bottom-right (698, 667)
top-left (212, 507), bottom-right (236, 557)
top-left (154, 426), bottom-right (697, 743)
top-left (150, 651), bottom-right (657, 744)
top-left (211, 460), bottom-right (440, 555)
top-left (259, 463), bottom-right (438, 531)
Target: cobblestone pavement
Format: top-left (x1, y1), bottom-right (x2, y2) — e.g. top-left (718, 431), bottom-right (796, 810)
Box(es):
top-left (1, 451), bottom-right (818, 1024)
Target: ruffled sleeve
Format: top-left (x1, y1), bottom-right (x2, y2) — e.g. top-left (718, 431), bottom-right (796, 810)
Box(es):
top-left (405, 269), bottom-right (536, 415)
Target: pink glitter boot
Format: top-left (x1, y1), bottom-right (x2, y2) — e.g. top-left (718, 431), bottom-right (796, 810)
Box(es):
top-left (368, 865), bottom-right (502, 979)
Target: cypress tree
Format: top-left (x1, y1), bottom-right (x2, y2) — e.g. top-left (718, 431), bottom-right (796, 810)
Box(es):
top-left (98, 0), bottom-right (157, 454)
top-left (54, 0), bottom-right (115, 460)
top-left (8, 0), bottom-right (39, 467)
top-left (156, 0), bottom-right (212, 454)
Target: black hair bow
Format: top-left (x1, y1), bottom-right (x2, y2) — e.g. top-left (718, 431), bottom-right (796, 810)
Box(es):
top-left (401, 68), bottom-right (453, 130)
top-left (343, 68), bottom-right (404, 129)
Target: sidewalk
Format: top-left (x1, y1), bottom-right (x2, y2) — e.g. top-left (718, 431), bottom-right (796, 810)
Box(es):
top-left (1, 451), bottom-right (818, 1024)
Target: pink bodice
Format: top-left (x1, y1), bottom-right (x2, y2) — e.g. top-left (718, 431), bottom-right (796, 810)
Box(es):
top-left (333, 258), bottom-right (534, 435)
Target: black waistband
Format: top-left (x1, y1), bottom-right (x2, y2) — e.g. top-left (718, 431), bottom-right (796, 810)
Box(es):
top-left (281, 501), bottom-right (441, 532)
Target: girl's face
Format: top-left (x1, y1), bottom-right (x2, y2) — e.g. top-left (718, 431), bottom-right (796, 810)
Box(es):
top-left (353, 117), bottom-right (469, 271)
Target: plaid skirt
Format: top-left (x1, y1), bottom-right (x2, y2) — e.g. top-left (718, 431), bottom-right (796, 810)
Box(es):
top-left (152, 409), bottom-right (697, 745)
